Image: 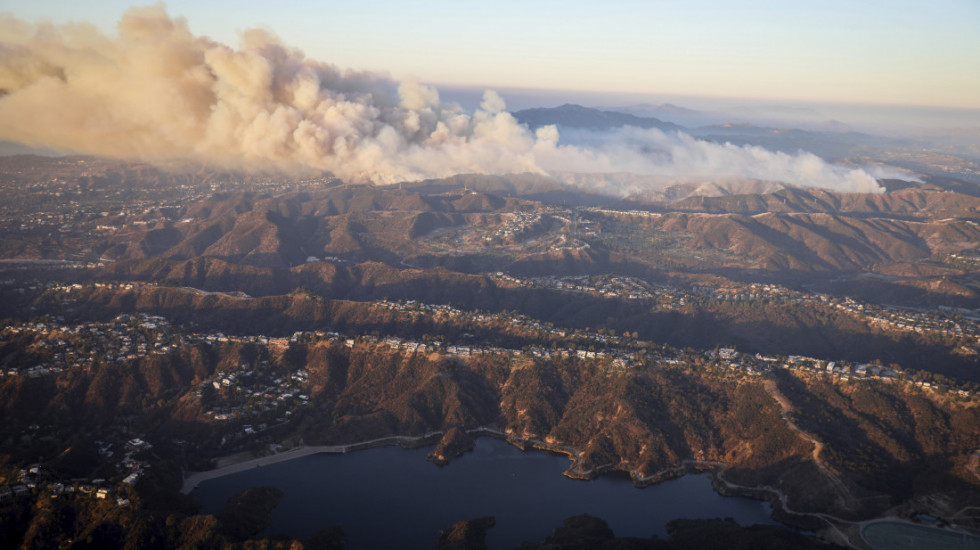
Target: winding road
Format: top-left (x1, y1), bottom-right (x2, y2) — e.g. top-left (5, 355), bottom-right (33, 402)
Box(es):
top-left (180, 433), bottom-right (442, 494)
top-left (763, 379), bottom-right (855, 504)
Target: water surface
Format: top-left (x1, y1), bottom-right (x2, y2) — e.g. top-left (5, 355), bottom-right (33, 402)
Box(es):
top-left (862, 521), bottom-right (980, 550)
top-left (192, 437), bottom-right (777, 549)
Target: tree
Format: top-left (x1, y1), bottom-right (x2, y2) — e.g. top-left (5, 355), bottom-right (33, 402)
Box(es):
top-left (282, 342), bottom-right (306, 370)
top-left (200, 384), bottom-right (217, 408)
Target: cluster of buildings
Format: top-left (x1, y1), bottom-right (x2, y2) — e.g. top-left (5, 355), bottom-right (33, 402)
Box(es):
top-left (693, 282), bottom-right (978, 345)
top-left (494, 273), bottom-right (684, 304)
top-left (946, 251), bottom-right (980, 268)
top-left (844, 300), bottom-right (977, 345)
top-left (490, 273), bottom-right (979, 351)
top-left (337, 331), bottom-right (635, 370)
top-left (1, 437), bottom-right (152, 507)
top-left (0, 166), bottom-right (340, 260)
top-left (0, 311), bottom-right (176, 377)
top-left (198, 361), bottom-right (313, 425)
top-left (3, 277), bottom-right (977, 402)
top-left (284, 305), bottom-right (980, 399)
top-left (369, 296), bottom-right (980, 398)
top-left (480, 211), bottom-right (549, 244)
top-left (433, 207), bottom-right (594, 253)
top-left (694, 282), bottom-right (798, 302)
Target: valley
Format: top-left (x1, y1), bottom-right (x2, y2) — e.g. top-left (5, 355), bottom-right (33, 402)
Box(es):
top-left (0, 155), bottom-right (978, 549)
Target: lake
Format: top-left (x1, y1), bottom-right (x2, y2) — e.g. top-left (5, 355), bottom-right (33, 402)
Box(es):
top-left (191, 437), bottom-right (778, 549)
top-left (862, 521), bottom-right (980, 550)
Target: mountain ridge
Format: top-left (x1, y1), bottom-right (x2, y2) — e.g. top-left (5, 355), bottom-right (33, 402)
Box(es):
top-left (512, 103), bottom-right (685, 133)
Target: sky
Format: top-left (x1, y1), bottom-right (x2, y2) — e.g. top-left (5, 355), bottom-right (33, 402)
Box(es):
top-left (3, 0), bottom-right (979, 111)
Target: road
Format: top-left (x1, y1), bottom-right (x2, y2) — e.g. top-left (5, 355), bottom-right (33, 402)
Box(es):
top-left (763, 379), bottom-right (855, 503)
top-left (180, 433), bottom-right (441, 494)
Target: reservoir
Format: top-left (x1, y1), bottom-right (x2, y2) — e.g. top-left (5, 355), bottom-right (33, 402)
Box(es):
top-left (862, 521), bottom-right (980, 550)
top-left (191, 437), bottom-right (778, 549)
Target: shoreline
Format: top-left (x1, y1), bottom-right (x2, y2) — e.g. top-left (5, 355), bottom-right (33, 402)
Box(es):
top-left (859, 518), bottom-right (980, 550)
top-left (179, 430), bottom-right (979, 550)
top-left (180, 432), bottom-right (442, 494)
top-left (181, 428), bottom-right (592, 495)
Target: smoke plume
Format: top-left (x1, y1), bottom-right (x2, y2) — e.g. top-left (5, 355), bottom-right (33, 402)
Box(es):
top-left (538, 127), bottom-right (892, 194)
top-left (0, 6), bottom-right (890, 193)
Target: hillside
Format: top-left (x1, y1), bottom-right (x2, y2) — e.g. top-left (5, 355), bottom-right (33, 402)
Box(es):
top-left (1, 156), bottom-right (979, 549)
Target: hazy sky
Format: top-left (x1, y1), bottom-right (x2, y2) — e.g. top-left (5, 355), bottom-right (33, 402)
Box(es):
top-left (3, 0), bottom-right (980, 109)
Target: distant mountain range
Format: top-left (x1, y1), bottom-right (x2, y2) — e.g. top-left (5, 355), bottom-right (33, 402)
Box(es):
top-left (509, 104), bottom-right (939, 166)
top-left (512, 104), bottom-right (684, 133)
top-left (598, 103), bottom-right (711, 127)
top-left (615, 103), bottom-right (701, 117)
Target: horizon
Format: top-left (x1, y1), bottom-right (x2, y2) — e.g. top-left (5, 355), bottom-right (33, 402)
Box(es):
top-left (433, 84), bottom-right (980, 132)
top-left (0, 3), bottom-right (975, 190)
top-left (2, 1), bottom-right (979, 115)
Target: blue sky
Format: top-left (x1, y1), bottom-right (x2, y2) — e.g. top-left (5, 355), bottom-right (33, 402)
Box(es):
top-left (3, 0), bottom-right (980, 109)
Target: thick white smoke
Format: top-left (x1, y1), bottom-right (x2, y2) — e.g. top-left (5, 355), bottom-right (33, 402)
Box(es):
top-left (0, 6), bottom-right (541, 182)
top-left (536, 127), bottom-right (890, 194)
top-left (0, 6), bottom-right (888, 193)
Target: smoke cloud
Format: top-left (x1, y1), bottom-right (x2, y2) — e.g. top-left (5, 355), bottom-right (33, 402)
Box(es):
top-left (537, 127), bottom-right (892, 194)
top-left (0, 6), bottom-right (890, 193)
